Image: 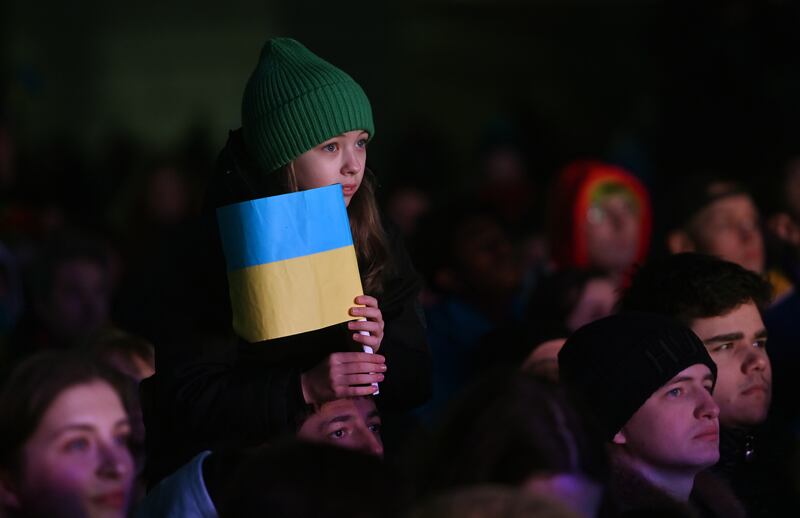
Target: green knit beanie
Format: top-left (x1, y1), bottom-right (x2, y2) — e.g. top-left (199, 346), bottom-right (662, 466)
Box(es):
top-left (241, 38), bottom-right (375, 174)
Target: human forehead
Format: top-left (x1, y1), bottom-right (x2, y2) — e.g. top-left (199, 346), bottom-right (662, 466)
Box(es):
top-left (316, 397), bottom-right (376, 420)
top-left (690, 302), bottom-right (765, 340)
top-left (696, 193), bottom-right (758, 221)
top-left (32, 381), bottom-right (126, 440)
top-left (661, 363), bottom-right (714, 387)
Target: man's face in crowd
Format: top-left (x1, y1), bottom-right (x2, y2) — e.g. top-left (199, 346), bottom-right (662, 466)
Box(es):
top-left (687, 193), bottom-right (765, 274)
top-left (690, 301), bottom-right (771, 429)
top-left (297, 397), bottom-right (383, 457)
top-left (614, 364), bottom-right (720, 472)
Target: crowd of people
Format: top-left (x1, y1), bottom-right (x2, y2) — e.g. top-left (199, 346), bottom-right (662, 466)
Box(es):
top-left (0, 36), bottom-right (799, 517)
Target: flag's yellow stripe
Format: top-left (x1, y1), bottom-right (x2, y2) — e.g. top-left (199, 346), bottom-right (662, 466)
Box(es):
top-left (227, 245), bottom-right (363, 342)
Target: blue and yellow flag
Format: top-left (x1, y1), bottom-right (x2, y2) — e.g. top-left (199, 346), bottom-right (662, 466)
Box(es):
top-left (217, 184), bottom-right (363, 342)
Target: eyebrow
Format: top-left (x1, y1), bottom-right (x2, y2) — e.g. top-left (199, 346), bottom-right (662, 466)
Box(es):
top-left (704, 328), bottom-right (768, 344)
top-left (319, 414), bottom-right (354, 432)
top-left (367, 410), bottom-right (381, 420)
top-left (703, 332), bottom-right (744, 344)
top-left (51, 419), bottom-right (130, 438)
top-left (667, 373), bottom-right (714, 385)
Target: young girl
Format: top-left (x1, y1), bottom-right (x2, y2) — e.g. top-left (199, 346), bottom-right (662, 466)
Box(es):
top-left (143, 38), bottom-right (431, 482)
top-left (0, 352), bottom-right (138, 518)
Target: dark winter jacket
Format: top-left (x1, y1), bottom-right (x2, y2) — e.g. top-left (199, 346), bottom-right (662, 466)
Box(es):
top-left (141, 130), bottom-right (431, 485)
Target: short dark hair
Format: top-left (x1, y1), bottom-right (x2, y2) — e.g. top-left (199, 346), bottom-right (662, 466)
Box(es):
top-left (416, 370), bottom-right (608, 498)
top-left (0, 351), bottom-right (136, 475)
top-left (619, 253), bottom-right (772, 324)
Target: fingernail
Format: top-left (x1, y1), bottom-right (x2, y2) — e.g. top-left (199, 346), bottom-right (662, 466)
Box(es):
top-left (378, 374), bottom-right (385, 381)
top-left (379, 365), bottom-right (387, 371)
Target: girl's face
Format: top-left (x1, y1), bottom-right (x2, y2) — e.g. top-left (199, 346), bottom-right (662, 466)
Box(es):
top-left (293, 130), bottom-right (368, 207)
top-left (12, 381), bottom-right (134, 518)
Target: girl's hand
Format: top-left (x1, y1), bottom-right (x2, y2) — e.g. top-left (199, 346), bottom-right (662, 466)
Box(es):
top-left (348, 295), bottom-right (385, 352)
top-left (300, 352), bottom-right (386, 405)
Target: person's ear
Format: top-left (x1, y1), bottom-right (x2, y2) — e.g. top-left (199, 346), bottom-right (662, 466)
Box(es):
top-left (612, 429), bottom-right (627, 445)
top-left (666, 230), bottom-right (695, 254)
top-left (0, 470), bottom-right (21, 510)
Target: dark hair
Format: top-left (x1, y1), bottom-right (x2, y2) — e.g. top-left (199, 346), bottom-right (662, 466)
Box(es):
top-left (526, 268), bottom-right (615, 336)
top-left (416, 370), bottom-right (608, 498)
top-left (85, 327), bottom-right (155, 376)
top-left (619, 253), bottom-right (772, 324)
top-left (217, 440), bottom-right (402, 518)
top-left (0, 351), bottom-right (137, 475)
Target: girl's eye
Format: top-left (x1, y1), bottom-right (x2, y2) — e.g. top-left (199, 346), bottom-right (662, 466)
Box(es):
top-left (667, 388), bottom-right (682, 398)
top-left (64, 437), bottom-right (90, 453)
top-left (754, 339), bottom-right (767, 349)
top-left (368, 423), bottom-right (381, 434)
top-left (322, 143), bottom-right (337, 152)
top-left (329, 429), bottom-right (347, 439)
top-left (356, 138), bottom-right (368, 149)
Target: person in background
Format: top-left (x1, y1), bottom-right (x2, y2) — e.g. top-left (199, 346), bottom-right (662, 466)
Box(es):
top-left (559, 312), bottom-right (744, 517)
top-left (619, 253), bottom-right (799, 517)
top-left (547, 160), bottom-right (651, 286)
top-left (0, 351), bottom-right (138, 518)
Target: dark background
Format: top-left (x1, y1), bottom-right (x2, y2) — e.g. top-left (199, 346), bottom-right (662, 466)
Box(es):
top-left (3, 0), bottom-right (800, 204)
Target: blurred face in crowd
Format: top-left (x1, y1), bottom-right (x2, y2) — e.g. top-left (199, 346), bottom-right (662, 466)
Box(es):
top-left (4, 381), bottom-right (134, 518)
top-left (613, 364), bottom-right (720, 474)
top-left (43, 258), bottom-right (110, 345)
top-left (585, 189), bottom-right (641, 275)
top-left (690, 301), bottom-right (771, 429)
top-left (686, 194), bottom-right (764, 274)
top-left (522, 338), bottom-right (566, 382)
top-left (523, 473), bottom-right (604, 518)
top-left (566, 277), bottom-right (617, 333)
top-left (450, 216), bottom-right (523, 299)
top-left (297, 397), bottom-right (383, 458)
top-left (293, 130), bottom-right (369, 207)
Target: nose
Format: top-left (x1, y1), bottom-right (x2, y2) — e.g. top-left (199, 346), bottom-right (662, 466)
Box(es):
top-left (737, 219), bottom-right (761, 243)
top-left (742, 348), bottom-right (769, 374)
top-left (354, 426), bottom-right (384, 458)
top-left (96, 442), bottom-right (132, 479)
top-left (696, 389), bottom-right (720, 420)
top-left (341, 145), bottom-right (364, 176)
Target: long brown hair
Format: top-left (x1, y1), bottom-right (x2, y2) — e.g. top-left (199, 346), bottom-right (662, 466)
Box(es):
top-left (275, 164), bottom-right (392, 296)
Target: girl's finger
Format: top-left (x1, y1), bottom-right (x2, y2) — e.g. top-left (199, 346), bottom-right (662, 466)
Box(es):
top-left (349, 306), bottom-right (382, 320)
top-left (354, 295), bottom-right (378, 308)
top-left (342, 373), bottom-right (385, 385)
top-left (341, 385), bottom-right (380, 397)
top-left (336, 362), bottom-right (388, 375)
top-left (329, 352), bottom-right (385, 364)
top-left (348, 320), bottom-right (381, 334)
top-left (352, 333), bottom-right (381, 348)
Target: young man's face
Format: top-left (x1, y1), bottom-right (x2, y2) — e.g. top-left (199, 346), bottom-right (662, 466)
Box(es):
top-left (690, 301), bottom-right (771, 429)
top-left (614, 364), bottom-right (720, 472)
top-left (297, 397), bottom-right (383, 457)
top-left (687, 194), bottom-right (764, 274)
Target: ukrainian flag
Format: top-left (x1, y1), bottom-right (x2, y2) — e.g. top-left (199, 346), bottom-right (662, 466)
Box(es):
top-left (217, 184), bottom-right (363, 343)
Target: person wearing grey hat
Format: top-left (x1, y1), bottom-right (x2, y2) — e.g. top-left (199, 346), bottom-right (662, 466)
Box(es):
top-left (559, 312), bottom-right (722, 513)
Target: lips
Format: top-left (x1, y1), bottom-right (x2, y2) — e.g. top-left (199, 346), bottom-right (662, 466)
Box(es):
top-left (91, 490), bottom-right (126, 509)
top-left (741, 383), bottom-right (769, 396)
top-left (341, 184), bottom-right (357, 195)
top-left (694, 425), bottom-right (720, 441)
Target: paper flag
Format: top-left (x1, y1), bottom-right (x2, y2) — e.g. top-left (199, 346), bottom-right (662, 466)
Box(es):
top-left (217, 184), bottom-right (363, 342)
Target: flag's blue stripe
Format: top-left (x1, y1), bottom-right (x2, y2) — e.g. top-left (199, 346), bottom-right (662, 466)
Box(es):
top-left (216, 184), bottom-right (353, 271)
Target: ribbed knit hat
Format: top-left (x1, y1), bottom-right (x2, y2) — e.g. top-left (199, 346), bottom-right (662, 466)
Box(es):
top-left (241, 38), bottom-right (375, 174)
top-left (558, 312), bottom-right (717, 441)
